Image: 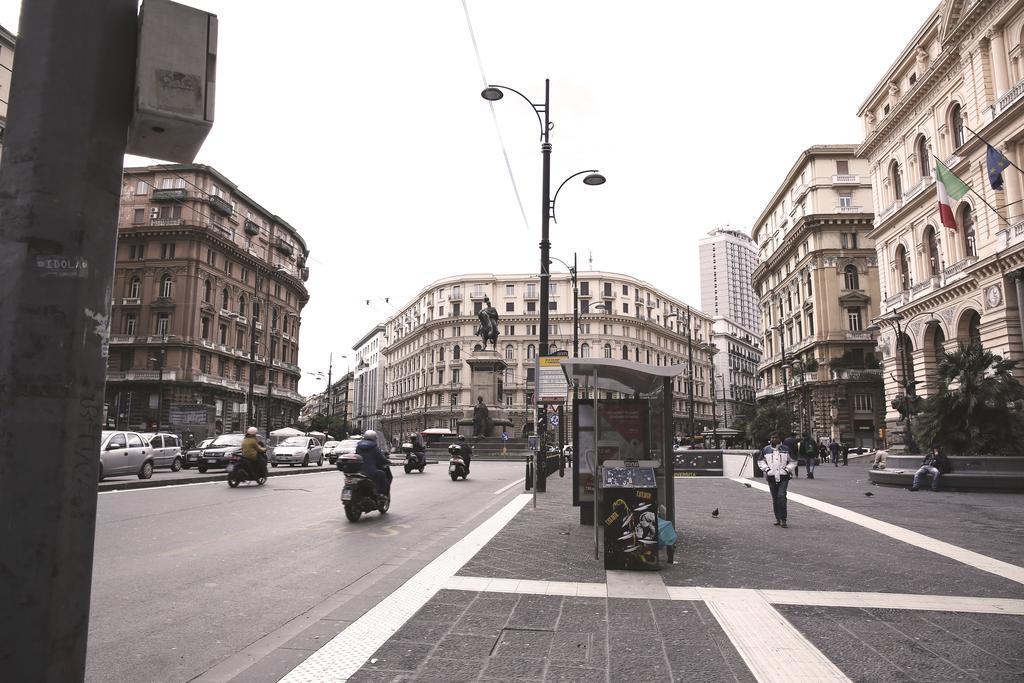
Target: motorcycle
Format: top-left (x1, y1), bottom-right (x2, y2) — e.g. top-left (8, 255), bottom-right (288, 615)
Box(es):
top-left (447, 444), bottom-right (468, 481)
top-left (337, 453), bottom-right (391, 521)
top-left (402, 442), bottom-right (426, 474)
top-left (226, 455), bottom-right (267, 487)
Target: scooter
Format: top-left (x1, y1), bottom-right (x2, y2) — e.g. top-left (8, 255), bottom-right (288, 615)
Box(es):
top-left (226, 455), bottom-right (267, 487)
top-left (337, 453), bottom-right (391, 521)
top-left (402, 442), bottom-right (426, 474)
top-left (447, 444), bottom-right (468, 481)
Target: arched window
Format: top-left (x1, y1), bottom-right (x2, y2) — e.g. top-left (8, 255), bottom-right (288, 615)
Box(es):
top-left (252, 301), bottom-right (260, 321)
top-left (203, 279), bottom-right (211, 303)
top-left (128, 277), bottom-right (140, 299)
top-left (621, 345), bottom-right (629, 360)
top-left (844, 264), bottom-right (859, 290)
top-left (603, 344), bottom-right (612, 358)
top-left (923, 225), bottom-right (939, 276)
top-left (894, 244), bottom-right (910, 291)
top-left (160, 274), bottom-right (173, 298)
top-left (889, 160), bottom-right (902, 201)
top-left (238, 294), bottom-right (246, 317)
top-left (950, 103), bottom-right (965, 149)
top-left (931, 324), bottom-right (946, 363)
top-left (917, 136), bottom-right (930, 179)
top-left (505, 344), bottom-right (514, 360)
top-left (453, 345), bottom-right (461, 360)
top-left (580, 343), bottom-right (590, 358)
top-left (962, 205), bottom-right (977, 257)
top-left (221, 287), bottom-right (229, 310)
top-left (439, 347), bottom-right (445, 361)
top-left (526, 344), bottom-right (536, 359)
top-left (271, 307), bottom-right (279, 330)
top-left (959, 309), bottom-right (982, 346)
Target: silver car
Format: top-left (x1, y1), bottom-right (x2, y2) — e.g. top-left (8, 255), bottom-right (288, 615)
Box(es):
top-left (140, 432), bottom-right (184, 471)
top-left (99, 430), bottom-right (154, 480)
top-left (270, 436), bottom-right (323, 467)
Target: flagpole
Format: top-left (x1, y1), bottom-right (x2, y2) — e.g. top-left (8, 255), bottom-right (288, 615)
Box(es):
top-left (933, 154), bottom-right (1011, 226)
top-left (965, 126), bottom-right (1024, 176)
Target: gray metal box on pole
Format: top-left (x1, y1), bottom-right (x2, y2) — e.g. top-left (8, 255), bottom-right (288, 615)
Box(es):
top-left (127, 0), bottom-right (217, 163)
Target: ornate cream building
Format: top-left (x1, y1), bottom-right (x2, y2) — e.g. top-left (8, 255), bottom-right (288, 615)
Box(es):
top-left (858, 0), bottom-right (1024, 450)
top-left (106, 164), bottom-right (309, 436)
top-left (753, 146), bottom-right (885, 448)
top-left (378, 273), bottom-right (716, 442)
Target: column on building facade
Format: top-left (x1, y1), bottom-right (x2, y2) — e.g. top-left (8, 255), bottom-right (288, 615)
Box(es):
top-left (989, 28), bottom-right (1011, 98)
top-left (1003, 142), bottom-right (1023, 224)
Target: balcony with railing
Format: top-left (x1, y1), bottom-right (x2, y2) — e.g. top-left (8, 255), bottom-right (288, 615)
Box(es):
top-left (208, 194), bottom-right (233, 216)
top-left (106, 370), bottom-right (178, 382)
top-left (995, 78), bottom-right (1024, 118)
top-left (942, 255), bottom-right (977, 281)
top-left (877, 199), bottom-right (903, 223)
top-left (845, 331), bottom-right (875, 341)
top-left (996, 219), bottom-right (1024, 250)
top-left (884, 291), bottom-right (909, 309)
top-left (835, 205), bottom-right (864, 214)
top-left (150, 217), bottom-right (183, 227)
top-left (121, 297), bottom-right (141, 306)
top-left (832, 174), bottom-right (859, 184)
top-left (903, 174), bottom-right (934, 201)
top-left (151, 188), bottom-right (187, 202)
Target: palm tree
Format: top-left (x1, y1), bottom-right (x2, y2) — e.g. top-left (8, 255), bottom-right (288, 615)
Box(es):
top-left (914, 343), bottom-right (1024, 455)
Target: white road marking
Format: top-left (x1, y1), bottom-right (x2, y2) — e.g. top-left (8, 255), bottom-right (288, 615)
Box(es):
top-left (697, 587), bottom-right (850, 682)
top-left (279, 493), bottom-right (531, 683)
top-left (731, 477), bottom-right (1024, 586)
top-left (492, 478), bottom-right (523, 495)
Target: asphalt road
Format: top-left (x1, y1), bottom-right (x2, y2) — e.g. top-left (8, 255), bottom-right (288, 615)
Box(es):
top-left (86, 460), bottom-right (526, 682)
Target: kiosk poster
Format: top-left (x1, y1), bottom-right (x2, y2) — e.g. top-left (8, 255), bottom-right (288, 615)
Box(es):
top-left (602, 486), bottom-right (659, 570)
top-left (596, 399), bottom-right (647, 464)
top-left (574, 402), bottom-right (596, 504)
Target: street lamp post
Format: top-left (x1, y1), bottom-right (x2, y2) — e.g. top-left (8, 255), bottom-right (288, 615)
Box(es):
top-left (549, 254), bottom-right (579, 357)
top-left (717, 374), bottom-right (728, 428)
top-left (664, 310), bottom-right (696, 442)
top-left (155, 334), bottom-right (167, 430)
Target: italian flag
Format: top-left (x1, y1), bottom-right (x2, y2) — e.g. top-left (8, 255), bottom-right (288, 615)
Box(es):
top-left (935, 159), bottom-right (969, 230)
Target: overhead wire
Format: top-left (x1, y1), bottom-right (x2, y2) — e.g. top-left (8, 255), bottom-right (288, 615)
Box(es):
top-left (460, 0), bottom-right (532, 233)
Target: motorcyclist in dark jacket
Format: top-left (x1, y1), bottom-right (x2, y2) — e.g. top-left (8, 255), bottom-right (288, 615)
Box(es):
top-left (452, 435), bottom-right (472, 472)
top-left (410, 433), bottom-right (427, 467)
top-left (356, 430), bottom-right (391, 498)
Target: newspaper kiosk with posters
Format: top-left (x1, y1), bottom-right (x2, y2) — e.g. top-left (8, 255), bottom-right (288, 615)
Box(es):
top-left (562, 358), bottom-right (681, 566)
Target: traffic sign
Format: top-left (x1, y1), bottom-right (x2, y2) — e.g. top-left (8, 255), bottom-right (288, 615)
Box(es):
top-left (550, 414), bottom-right (560, 427)
top-left (537, 356), bottom-right (568, 403)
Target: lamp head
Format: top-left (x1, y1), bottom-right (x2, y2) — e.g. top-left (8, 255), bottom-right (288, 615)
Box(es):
top-left (583, 173), bottom-right (606, 186)
top-left (481, 87), bottom-right (504, 101)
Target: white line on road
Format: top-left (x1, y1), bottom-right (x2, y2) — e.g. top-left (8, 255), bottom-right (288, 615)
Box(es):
top-left (279, 493), bottom-right (531, 683)
top-left (731, 477), bottom-right (1024, 586)
top-left (492, 478), bottom-right (524, 495)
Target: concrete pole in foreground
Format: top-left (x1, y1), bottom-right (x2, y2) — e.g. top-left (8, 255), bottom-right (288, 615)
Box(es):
top-left (0, 1), bottom-right (137, 679)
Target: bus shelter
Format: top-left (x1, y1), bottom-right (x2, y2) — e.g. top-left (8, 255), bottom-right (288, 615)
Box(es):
top-left (561, 358), bottom-right (682, 567)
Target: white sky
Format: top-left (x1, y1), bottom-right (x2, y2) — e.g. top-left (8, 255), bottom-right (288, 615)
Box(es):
top-left (0, 0), bottom-right (937, 395)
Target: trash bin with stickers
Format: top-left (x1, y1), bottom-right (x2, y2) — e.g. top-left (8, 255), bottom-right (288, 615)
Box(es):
top-left (600, 462), bottom-right (659, 570)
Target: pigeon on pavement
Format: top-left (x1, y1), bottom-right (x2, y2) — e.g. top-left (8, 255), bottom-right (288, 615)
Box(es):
top-left (711, 508), bottom-right (720, 518)
top-left (864, 492), bottom-right (874, 497)
top-left (743, 483), bottom-right (752, 488)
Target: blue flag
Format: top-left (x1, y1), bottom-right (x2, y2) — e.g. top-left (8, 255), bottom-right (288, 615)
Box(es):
top-left (987, 144), bottom-right (1011, 190)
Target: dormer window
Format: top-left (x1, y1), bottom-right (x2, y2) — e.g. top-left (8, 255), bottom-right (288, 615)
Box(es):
top-left (909, 73), bottom-right (917, 85)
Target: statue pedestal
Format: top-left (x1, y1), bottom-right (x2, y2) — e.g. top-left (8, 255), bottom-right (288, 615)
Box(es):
top-left (458, 350), bottom-right (513, 437)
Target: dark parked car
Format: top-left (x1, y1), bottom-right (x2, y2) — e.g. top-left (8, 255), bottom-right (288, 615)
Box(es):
top-left (184, 437), bottom-right (214, 469)
top-left (197, 433), bottom-right (250, 473)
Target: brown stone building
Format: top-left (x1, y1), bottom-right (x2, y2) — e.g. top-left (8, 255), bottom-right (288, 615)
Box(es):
top-left (105, 164), bottom-right (310, 437)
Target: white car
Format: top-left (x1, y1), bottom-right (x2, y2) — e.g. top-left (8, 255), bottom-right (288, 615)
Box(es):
top-left (270, 436), bottom-right (323, 467)
top-left (99, 430), bottom-right (155, 480)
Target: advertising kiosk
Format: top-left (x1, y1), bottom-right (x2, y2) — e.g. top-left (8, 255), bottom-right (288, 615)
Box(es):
top-left (561, 359), bottom-right (680, 567)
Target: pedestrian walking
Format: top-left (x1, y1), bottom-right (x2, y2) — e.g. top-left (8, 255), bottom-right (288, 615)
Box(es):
top-left (830, 439), bottom-right (840, 466)
top-left (757, 431), bottom-right (796, 527)
top-left (800, 433), bottom-right (818, 479)
top-left (910, 445), bottom-right (950, 491)
top-left (840, 440), bottom-right (849, 466)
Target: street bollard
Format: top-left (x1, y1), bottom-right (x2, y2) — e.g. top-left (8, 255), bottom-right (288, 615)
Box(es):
top-left (525, 458), bottom-right (533, 490)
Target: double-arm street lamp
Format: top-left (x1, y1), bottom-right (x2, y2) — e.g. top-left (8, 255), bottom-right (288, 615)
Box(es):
top-left (866, 310), bottom-right (936, 454)
top-left (549, 253), bottom-right (579, 357)
top-left (480, 81), bottom-right (604, 359)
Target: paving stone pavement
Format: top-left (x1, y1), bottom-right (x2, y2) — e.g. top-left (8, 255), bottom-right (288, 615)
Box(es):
top-left (339, 466), bottom-right (1024, 682)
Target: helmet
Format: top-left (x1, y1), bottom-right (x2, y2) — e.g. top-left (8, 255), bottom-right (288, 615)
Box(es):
top-left (458, 435), bottom-right (466, 442)
top-left (246, 427), bottom-right (258, 435)
top-left (363, 430), bottom-right (378, 443)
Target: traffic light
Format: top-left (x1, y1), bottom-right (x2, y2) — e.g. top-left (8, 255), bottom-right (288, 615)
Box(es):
top-left (537, 404), bottom-right (547, 432)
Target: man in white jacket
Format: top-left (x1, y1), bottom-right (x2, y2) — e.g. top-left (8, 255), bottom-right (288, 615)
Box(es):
top-left (758, 431), bottom-right (797, 527)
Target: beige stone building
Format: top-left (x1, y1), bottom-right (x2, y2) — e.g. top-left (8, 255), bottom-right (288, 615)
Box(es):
top-left (378, 273), bottom-right (716, 443)
top-left (105, 164), bottom-right (310, 437)
top-left (857, 0), bottom-right (1024, 451)
top-left (752, 146), bottom-right (885, 448)
top-left (0, 23), bottom-right (15, 159)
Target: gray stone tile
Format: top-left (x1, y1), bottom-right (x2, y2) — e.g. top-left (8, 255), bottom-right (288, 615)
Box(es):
top-left (450, 610), bottom-right (512, 637)
top-left (346, 671), bottom-right (415, 683)
top-left (608, 655), bottom-right (671, 682)
top-left (492, 628), bottom-right (555, 659)
top-left (415, 656), bottom-right (488, 681)
top-left (228, 647), bottom-right (312, 683)
top-left (481, 656), bottom-right (547, 680)
top-left (549, 630), bottom-right (606, 664)
top-left (432, 633), bottom-right (499, 658)
top-left (364, 640), bottom-right (434, 672)
top-left (543, 663), bottom-right (607, 682)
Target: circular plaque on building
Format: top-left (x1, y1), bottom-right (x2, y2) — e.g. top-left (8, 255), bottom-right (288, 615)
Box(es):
top-left (986, 284), bottom-right (1003, 308)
